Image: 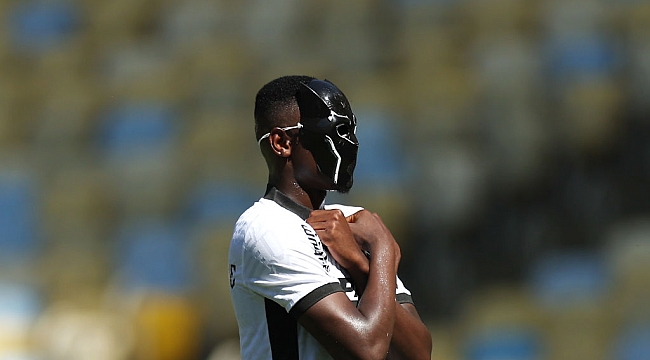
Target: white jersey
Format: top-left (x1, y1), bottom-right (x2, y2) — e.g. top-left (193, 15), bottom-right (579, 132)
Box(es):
top-left (228, 187), bottom-right (413, 360)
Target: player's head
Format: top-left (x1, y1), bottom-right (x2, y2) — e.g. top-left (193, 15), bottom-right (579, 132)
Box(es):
top-left (254, 75), bottom-right (315, 142)
top-left (255, 76), bottom-right (359, 193)
top-left (296, 79), bottom-right (358, 192)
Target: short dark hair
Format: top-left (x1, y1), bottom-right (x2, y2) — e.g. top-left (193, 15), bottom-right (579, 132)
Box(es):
top-left (254, 75), bottom-right (315, 141)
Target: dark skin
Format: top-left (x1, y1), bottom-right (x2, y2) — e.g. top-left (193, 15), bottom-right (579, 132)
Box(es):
top-left (261, 104), bottom-right (432, 359)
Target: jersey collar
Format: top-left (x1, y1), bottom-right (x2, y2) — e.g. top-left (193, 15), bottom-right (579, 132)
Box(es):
top-left (264, 186), bottom-right (312, 220)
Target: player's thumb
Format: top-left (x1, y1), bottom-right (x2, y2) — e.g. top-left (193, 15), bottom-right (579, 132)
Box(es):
top-left (345, 210), bottom-right (363, 223)
top-left (345, 213), bottom-right (358, 223)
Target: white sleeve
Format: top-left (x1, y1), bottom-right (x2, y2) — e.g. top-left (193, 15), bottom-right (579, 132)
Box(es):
top-left (241, 221), bottom-right (342, 316)
top-left (323, 203), bottom-right (364, 217)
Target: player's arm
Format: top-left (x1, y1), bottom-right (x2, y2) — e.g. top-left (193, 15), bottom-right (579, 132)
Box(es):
top-left (386, 302), bottom-right (432, 360)
top-left (301, 209), bottom-right (399, 360)
top-left (331, 209), bottom-right (432, 360)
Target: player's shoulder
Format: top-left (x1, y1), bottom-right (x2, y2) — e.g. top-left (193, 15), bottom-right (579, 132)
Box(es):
top-left (323, 203), bottom-right (364, 218)
top-left (233, 198), bottom-right (309, 248)
top-left (236, 198), bottom-right (302, 228)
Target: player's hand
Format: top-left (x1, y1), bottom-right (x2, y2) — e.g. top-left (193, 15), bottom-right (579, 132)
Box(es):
top-left (307, 210), bottom-right (368, 272)
top-left (346, 210), bottom-right (401, 271)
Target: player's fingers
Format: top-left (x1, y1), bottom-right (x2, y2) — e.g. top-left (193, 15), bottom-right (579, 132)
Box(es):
top-left (308, 216), bottom-right (341, 231)
top-left (309, 209), bottom-right (331, 216)
top-left (306, 217), bottom-right (329, 228)
top-left (313, 228), bottom-right (335, 244)
top-left (306, 211), bottom-right (327, 222)
top-left (307, 221), bottom-right (328, 231)
top-left (306, 214), bottom-right (331, 226)
top-left (345, 209), bottom-right (377, 223)
top-left (309, 209), bottom-right (345, 221)
top-left (309, 209), bottom-right (336, 217)
top-left (309, 218), bottom-right (345, 232)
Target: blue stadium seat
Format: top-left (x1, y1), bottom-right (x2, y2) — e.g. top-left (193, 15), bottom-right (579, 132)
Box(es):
top-left (97, 102), bottom-right (178, 159)
top-left (114, 220), bottom-right (192, 293)
top-left (612, 323), bottom-right (650, 360)
top-left (7, 0), bottom-right (81, 54)
top-left (544, 35), bottom-right (621, 83)
top-left (0, 172), bottom-right (39, 262)
top-left (181, 181), bottom-right (258, 227)
top-left (353, 109), bottom-right (409, 188)
top-left (463, 327), bottom-right (543, 360)
top-left (528, 251), bottom-right (609, 310)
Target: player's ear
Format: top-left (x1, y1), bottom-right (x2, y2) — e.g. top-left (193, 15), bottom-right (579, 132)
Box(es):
top-left (269, 128), bottom-right (292, 158)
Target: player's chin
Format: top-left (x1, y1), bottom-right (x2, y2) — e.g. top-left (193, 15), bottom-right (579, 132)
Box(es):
top-left (333, 181), bottom-right (353, 194)
top-left (320, 172), bottom-right (352, 193)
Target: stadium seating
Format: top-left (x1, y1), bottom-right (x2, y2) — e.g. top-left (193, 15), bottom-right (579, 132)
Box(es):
top-left (0, 171), bottom-right (40, 263)
top-left (7, 0), bottom-right (81, 55)
top-left (0, 0), bottom-right (647, 358)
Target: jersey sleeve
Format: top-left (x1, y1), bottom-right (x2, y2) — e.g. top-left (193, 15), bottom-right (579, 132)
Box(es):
top-left (241, 219), bottom-right (343, 317)
top-left (396, 275), bottom-right (414, 304)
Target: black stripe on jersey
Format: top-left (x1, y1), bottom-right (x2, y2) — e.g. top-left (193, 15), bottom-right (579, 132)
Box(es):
top-left (289, 282), bottom-right (344, 319)
top-left (265, 298), bottom-right (299, 360)
top-left (396, 293), bottom-right (414, 305)
top-left (264, 186), bottom-right (312, 220)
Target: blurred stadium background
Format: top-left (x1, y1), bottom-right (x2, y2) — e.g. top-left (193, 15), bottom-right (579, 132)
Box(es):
top-left (0, 0), bottom-right (649, 359)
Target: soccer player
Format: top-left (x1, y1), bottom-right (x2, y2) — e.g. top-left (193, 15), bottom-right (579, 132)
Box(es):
top-left (228, 75), bottom-right (432, 359)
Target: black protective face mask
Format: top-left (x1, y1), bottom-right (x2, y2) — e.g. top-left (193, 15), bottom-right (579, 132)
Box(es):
top-left (297, 79), bottom-right (359, 192)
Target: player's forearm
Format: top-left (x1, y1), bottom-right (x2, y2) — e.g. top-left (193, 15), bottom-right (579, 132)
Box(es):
top-left (346, 241), bottom-right (396, 356)
top-left (340, 249), bottom-right (369, 295)
top-left (387, 303), bottom-right (433, 360)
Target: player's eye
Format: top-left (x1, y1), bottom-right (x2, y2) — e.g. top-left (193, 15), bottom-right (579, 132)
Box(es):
top-left (336, 123), bottom-right (351, 137)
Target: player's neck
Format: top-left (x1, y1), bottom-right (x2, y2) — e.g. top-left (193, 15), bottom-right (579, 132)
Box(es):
top-left (270, 180), bottom-right (325, 210)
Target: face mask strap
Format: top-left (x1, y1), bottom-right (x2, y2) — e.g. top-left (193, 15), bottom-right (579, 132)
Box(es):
top-left (258, 124), bottom-right (303, 145)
